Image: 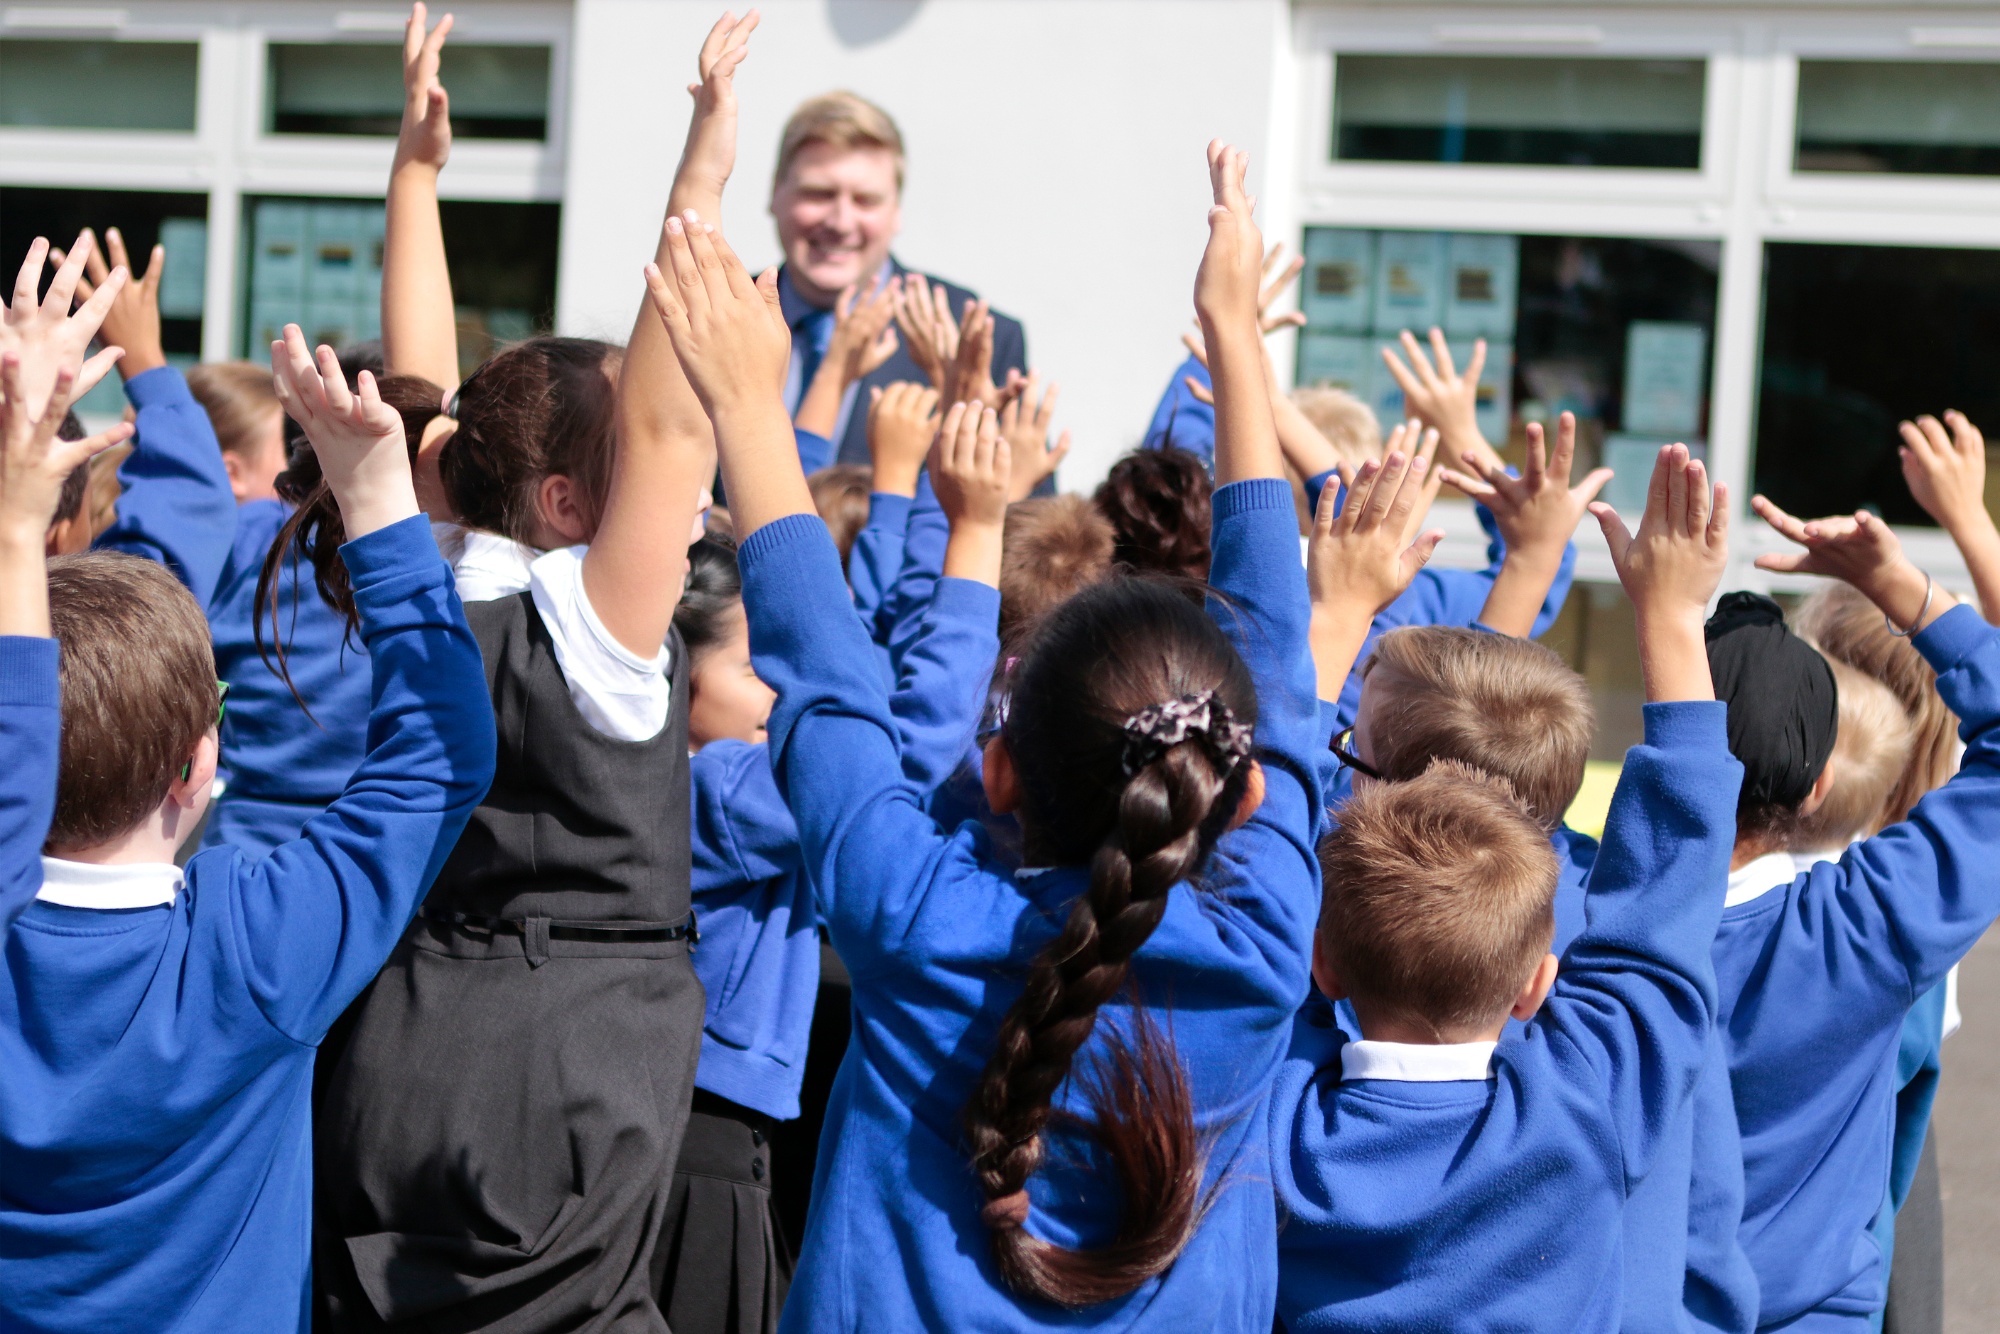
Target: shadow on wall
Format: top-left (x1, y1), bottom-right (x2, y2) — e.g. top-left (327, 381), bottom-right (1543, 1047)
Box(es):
top-left (827, 0), bottom-right (923, 47)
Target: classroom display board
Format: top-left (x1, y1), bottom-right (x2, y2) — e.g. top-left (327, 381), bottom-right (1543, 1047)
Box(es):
top-left (245, 199), bottom-right (385, 356)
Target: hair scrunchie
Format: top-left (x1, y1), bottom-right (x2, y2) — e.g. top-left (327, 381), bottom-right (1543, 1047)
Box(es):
top-left (1120, 691), bottom-right (1252, 778)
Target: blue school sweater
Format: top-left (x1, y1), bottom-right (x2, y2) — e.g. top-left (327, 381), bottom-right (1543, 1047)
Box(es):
top-left (689, 575), bottom-right (1000, 1120)
top-left (1272, 702), bottom-right (1741, 1333)
top-left (741, 478), bottom-right (1322, 1332)
top-left (0, 638), bottom-right (60, 934)
top-left (1713, 604), bottom-right (2000, 1329)
top-left (94, 365), bottom-right (237, 604)
top-left (202, 501), bottom-right (373, 856)
top-left (0, 516), bottom-right (493, 1334)
top-left (1142, 353), bottom-right (1215, 458)
top-left (850, 490), bottom-right (913, 644)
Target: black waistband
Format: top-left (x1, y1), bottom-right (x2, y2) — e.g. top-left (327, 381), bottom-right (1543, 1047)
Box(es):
top-left (418, 906), bottom-right (698, 945)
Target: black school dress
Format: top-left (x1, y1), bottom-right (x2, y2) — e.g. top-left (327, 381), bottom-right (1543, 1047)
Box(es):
top-left (315, 592), bottom-right (704, 1332)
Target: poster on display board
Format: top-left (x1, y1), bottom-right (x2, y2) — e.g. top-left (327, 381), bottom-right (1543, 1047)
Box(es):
top-left (1296, 332), bottom-right (1374, 396)
top-left (1622, 321), bottom-right (1707, 438)
top-left (1370, 231), bottom-right (1445, 338)
top-left (1302, 229), bottom-right (1374, 334)
top-left (1443, 233), bottom-right (1519, 340)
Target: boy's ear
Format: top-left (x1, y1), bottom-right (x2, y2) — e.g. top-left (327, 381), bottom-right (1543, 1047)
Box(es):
top-left (982, 735), bottom-right (1020, 816)
top-left (1509, 953), bottom-right (1560, 1023)
top-left (170, 732), bottom-right (220, 809)
top-left (44, 512), bottom-right (92, 557)
top-left (1311, 930), bottom-right (1347, 1002)
top-left (1799, 753), bottom-right (1838, 820)
top-left (1226, 760), bottom-right (1266, 831)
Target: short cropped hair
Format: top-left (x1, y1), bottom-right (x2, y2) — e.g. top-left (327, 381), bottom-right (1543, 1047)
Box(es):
top-left (46, 552), bottom-right (218, 852)
top-left (187, 361), bottom-right (282, 461)
top-left (1361, 626), bottom-right (1594, 830)
top-left (807, 463), bottom-right (872, 571)
top-left (775, 92), bottom-right (905, 193)
top-left (1794, 655), bottom-right (1914, 848)
top-left (1290, 386), bottom-right (1381, 466)
top-left (1320, 761), bottom-right (1559, 1036)
top-left (1000, 493), bottom-right (1115, 647)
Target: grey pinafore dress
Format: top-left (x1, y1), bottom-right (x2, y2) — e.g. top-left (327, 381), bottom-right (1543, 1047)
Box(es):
top-left (315, 591), bottom-right (704, 1332)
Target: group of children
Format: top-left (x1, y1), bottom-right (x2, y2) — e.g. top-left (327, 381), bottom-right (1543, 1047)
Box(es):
top-left (1, 7), bottom-right (1997, 1333)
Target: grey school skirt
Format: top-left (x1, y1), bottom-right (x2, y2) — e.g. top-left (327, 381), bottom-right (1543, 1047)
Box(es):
top-left (653, 1090), bottom-right (793, 1334)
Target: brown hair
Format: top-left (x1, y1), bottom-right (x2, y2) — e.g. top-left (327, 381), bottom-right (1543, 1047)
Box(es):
top-left (1793, 583), bottom-right (1956, 828)
top-left (774, 91), bottom-right (905, 193)
top-left (1319, 760), bottom-right (1559, 1037)
top-left (186, 361), bottom-right (283, 461)
top-left (1290, 386), bottom-right (1381, 466)
top-left (1360, 627), bottom-right (1594, 830)
top-left (1794, 657), bottom-right (1914, 848)
top-left (45, 552), bottom-right (218, 852)
top-left (1000, 494), bottom-right (1115, 647)
top-left (1093, 447), bottom-right (1212, 583)
top-left (965, 578), bottom-right (1257, 1306)
top-left (807, 462), bottom-right (872, 570)
top-left (51, 411), bottom-right (88, 526)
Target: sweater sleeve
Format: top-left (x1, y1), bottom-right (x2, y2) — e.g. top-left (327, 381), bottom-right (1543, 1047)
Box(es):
top-left (1141, 354), bottom-right (1215, 459)
top-left (1539, 700), bottom-right (1741, 1188)
top-left (1791, 606), bottom-right (2000, 1006)
top-left (883, 470), bottom-right (949, 673)
top-left (93, 366), bottom-right (237, 605)
top-left (848, 491), bottom-right (914, 643)
top-left (794, 426), bottom-right (834, 476)
top-left (227, 515), bottom-right (497, 1043)
top-left (0, 637), bottom-right (59, 933)
top-left (1198, 479), bottom-right (1326, 1006)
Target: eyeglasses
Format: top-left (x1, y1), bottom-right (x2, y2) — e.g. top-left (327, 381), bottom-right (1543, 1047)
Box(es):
top-left (181, 681), bottom-right (231, 783)
top-left (1329, 727), bottom-right (1381, 781)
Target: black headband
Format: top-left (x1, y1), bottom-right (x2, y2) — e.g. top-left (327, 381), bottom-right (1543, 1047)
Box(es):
top-left (1705, 591), bottom-right (1838, 813)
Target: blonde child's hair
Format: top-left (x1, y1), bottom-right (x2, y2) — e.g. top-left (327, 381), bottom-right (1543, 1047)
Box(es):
top-left (1291, 386), bottom-right (1381, 465)
top-left (1792, 655), bottom-right (1915, 849)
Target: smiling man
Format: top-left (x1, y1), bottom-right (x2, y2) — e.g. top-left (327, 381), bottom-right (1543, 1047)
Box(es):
top-left (769, 91), bottom-right (1026, 464)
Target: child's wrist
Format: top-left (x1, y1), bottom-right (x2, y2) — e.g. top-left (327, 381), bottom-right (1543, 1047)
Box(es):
top-left (873, 461), bottom-right (921, 497)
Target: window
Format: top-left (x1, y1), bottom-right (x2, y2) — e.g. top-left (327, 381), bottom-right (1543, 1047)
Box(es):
top-left (1756, 242), bottom-right (2000, 528)
top-left (1332, 55), bottom-right (1706, 168)
top-left (242, 197), bottom-right (560, 377)
top-left (0, 40), bottom-right (199, 132)
top-left (1795, 60), bottom-right (2000, 176)
top-left (1296, 227), bottom-right (1718, 505)
top-left (267, 42), bottom-right (552, 139)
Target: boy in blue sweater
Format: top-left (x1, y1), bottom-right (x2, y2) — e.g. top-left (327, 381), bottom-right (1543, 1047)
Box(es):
top-left (0, 329), bottom-right (495, 1334)
top-left (1709, 495), bottom-right (2000, 1332)
top-left (1271, 441), bottom-right (1743, 1332)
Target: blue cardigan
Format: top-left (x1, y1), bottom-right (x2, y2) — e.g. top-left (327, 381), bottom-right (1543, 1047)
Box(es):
top-left (0, 638), bottom-right (60, 934)
top-left (1271, 702), bottom-right (1742, 1333)
top-left (203, 500), bottom-right (373, 856)
top-left (94, 365), bottom-right (237, 606)
top-left (741, 478), bottom-right (1322, 1332)
top-left (689, 575), bottom-right (1000, 1120)
top-left (0, 516), bottom-right (494, 1334)
top-left (1713, 604), bottom-right (2000, 1328)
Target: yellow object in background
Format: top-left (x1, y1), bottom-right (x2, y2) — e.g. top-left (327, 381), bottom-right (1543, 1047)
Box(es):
top-left (1564, 760), bottom-right (1624, 840)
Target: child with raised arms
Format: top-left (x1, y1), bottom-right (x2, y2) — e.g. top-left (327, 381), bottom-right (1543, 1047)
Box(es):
top-left (0, 325), bottom-right (494, 1333)
top-left (650, 141), bottom-right (1449, 1330)
top-left (1271, 440), bottom-right (1743, 1332)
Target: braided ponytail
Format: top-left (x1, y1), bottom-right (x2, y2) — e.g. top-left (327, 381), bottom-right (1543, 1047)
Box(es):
top-left (962, 578), bottom-right (1257, 1307)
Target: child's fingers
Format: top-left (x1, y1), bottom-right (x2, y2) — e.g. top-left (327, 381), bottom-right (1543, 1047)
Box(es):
top-left (1464, 338), bottom-right (1488, 389)
top-left (1548, 411), bottom-right (1576, 482)
top-left (141, 244), bottom-right (165, 304)
top-left (71, 266), bottom-right (128, 340)
top-left (1750, 494), bottom-right (1810, 545)
top-left (1384, 455), bottom-right (1433, 538)
top-left (279, 324), bottom-right (321, 402)
top-left (1521, 421), bottom-right (1547, 487)
top-left (33, 363), bottom-right (80, 432)
top-left (10, 237), bottom-right (50, 316)
top-left (1437, 467), bottom-right (1494, 498)
top-left (1033, 381), bottom-right (1059, 430)
top-left (977, 405), bottom-right (1004, 479)
top-left (679, 213), bottom-right (735, 306)
top-left (1044, 429), bottom-right (1072, 474)
top-left (42, 232), bottom-right (92, 316)
top-left (1708, 482), bottom-right (1730, 548)
top-left (1753, 550), bottom-right (1809, 574)
top-left (1946, 409), bottom-right (1984, 454)
top-left (1590, 502), bottom-right (1633, 566)
top-left (1572, 466), bottom-right (1615, 508)
top-left (1426, 327), bottom-right (1457, 382)
top-left (1357, 451), bottom-right (1409, 532)
top-left (1643, 445), bottom-right (1675, 528)
top-left (49, 419), bottom-right (135, 479)
top-left (316, 344), bottom-right (353, 415)
top-left (1180, 330), bottom-right (1210, 369)
top-left (1312, 467), bottom-right (1342, 538)
top-left (659, 216), bottom-right (709, 318)
top-left (1412, 425), bottom-right (1441, 473)
top-left (1684, 459), bottom-right (1710, 538)
top-left (1402, 528), bottom-right (1446, 579)
top-left (70, 346), bottom-right (125, 403)
top-left (102, 226), bottom-right (131, 278)
top-left (403, 1), bottom-right (428, 67)
top-left (1377, 345), bottom-right (1420, 400)
top-left (1664, 444), bottom-right (1690, 531)
top-left (643, 260), bottom-right (688, 338)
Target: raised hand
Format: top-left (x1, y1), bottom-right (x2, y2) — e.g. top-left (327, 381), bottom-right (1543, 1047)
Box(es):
top-left (892, 273), bottom-right (959, 393)
top-left (1193, 141), bottom-right (1264, 335)
top-left (59, 226), bottom-right (166, 380)
top-left (945, 298), bottom-right (1005, 409)
top-left (1750, 494), bottom-right (1947, 634)
top-left (3, 234), bottom-right (127, 417)
top-left (269, 325), bottom-right (418, 539)
top-left (1381, 328), bottom-right (1504, 477)
top-left (997, 371), bottom-right (1070, 501)
top-left (866, 381), bottom-right (938, 499)
top-left (645, 212), bottom-right (790, 418)
top-left (1591, 445), bottom-right (1727, 701)
top-left (1444, 411), bottom-right (1610, 563)
top-left (929, 398), bottom-right (1009, 587)
top-left (794, 274), bottom-right (900, 438)
top-left (1310, 448), bottom-right (1445, 618)
top-left (397, 3), bottom-right (453, 172)
top-left (1898, 410), bottom-right (2000, 622)
top-left (0, 357), bottom-right (131, 635)
top-left (674, 9), bottom-right (759, 215)
top-left (1257, 243), bottom-right (1308, 335)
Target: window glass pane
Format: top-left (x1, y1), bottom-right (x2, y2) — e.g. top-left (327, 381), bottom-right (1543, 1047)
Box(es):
top-left (1796, 60), bottom-right (2000, 175)
top-left (0, 40), bottom-right (198, 131)
top-left (242, 196), bottom-right (559, 378)
top-left (1296, 227), bottom-right (1718, 505)
top-left (268, 43), bottom-right (550, 139)
top-left (1757, 243), bottom-right (2000, 528)
top-left (1333, 55), bottom-right (1705, 168)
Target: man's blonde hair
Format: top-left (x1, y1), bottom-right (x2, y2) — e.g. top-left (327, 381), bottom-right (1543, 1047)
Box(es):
top-left (1361, 626), bottom-right (1594, 831)
top-left (774, 91), bottom-right (906, 192)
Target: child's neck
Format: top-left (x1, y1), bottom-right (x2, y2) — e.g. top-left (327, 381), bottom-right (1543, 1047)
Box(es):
top-left (1352, 1004), bottom-right (1503, 1047)
top-left (54, 801), bottom-right (203, 867)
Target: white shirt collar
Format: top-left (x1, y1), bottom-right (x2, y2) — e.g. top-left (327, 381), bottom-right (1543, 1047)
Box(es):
top-left (1725, 850), bottom-right (1799, 908)
top-left (1341, 1039), bottom-right (1496, 1083)
top-left (437, 523), bottom-right (540, 603)
top-left (37, 857), bottom-right (182, 910)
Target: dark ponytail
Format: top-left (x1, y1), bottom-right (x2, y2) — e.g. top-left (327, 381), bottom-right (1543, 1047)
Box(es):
top-left (254, 372), bottom-right (444, 702)
top-left (674, 531), bottom-right (742, 667)
top-left (962, 577), bottom-right (1256, 1307)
